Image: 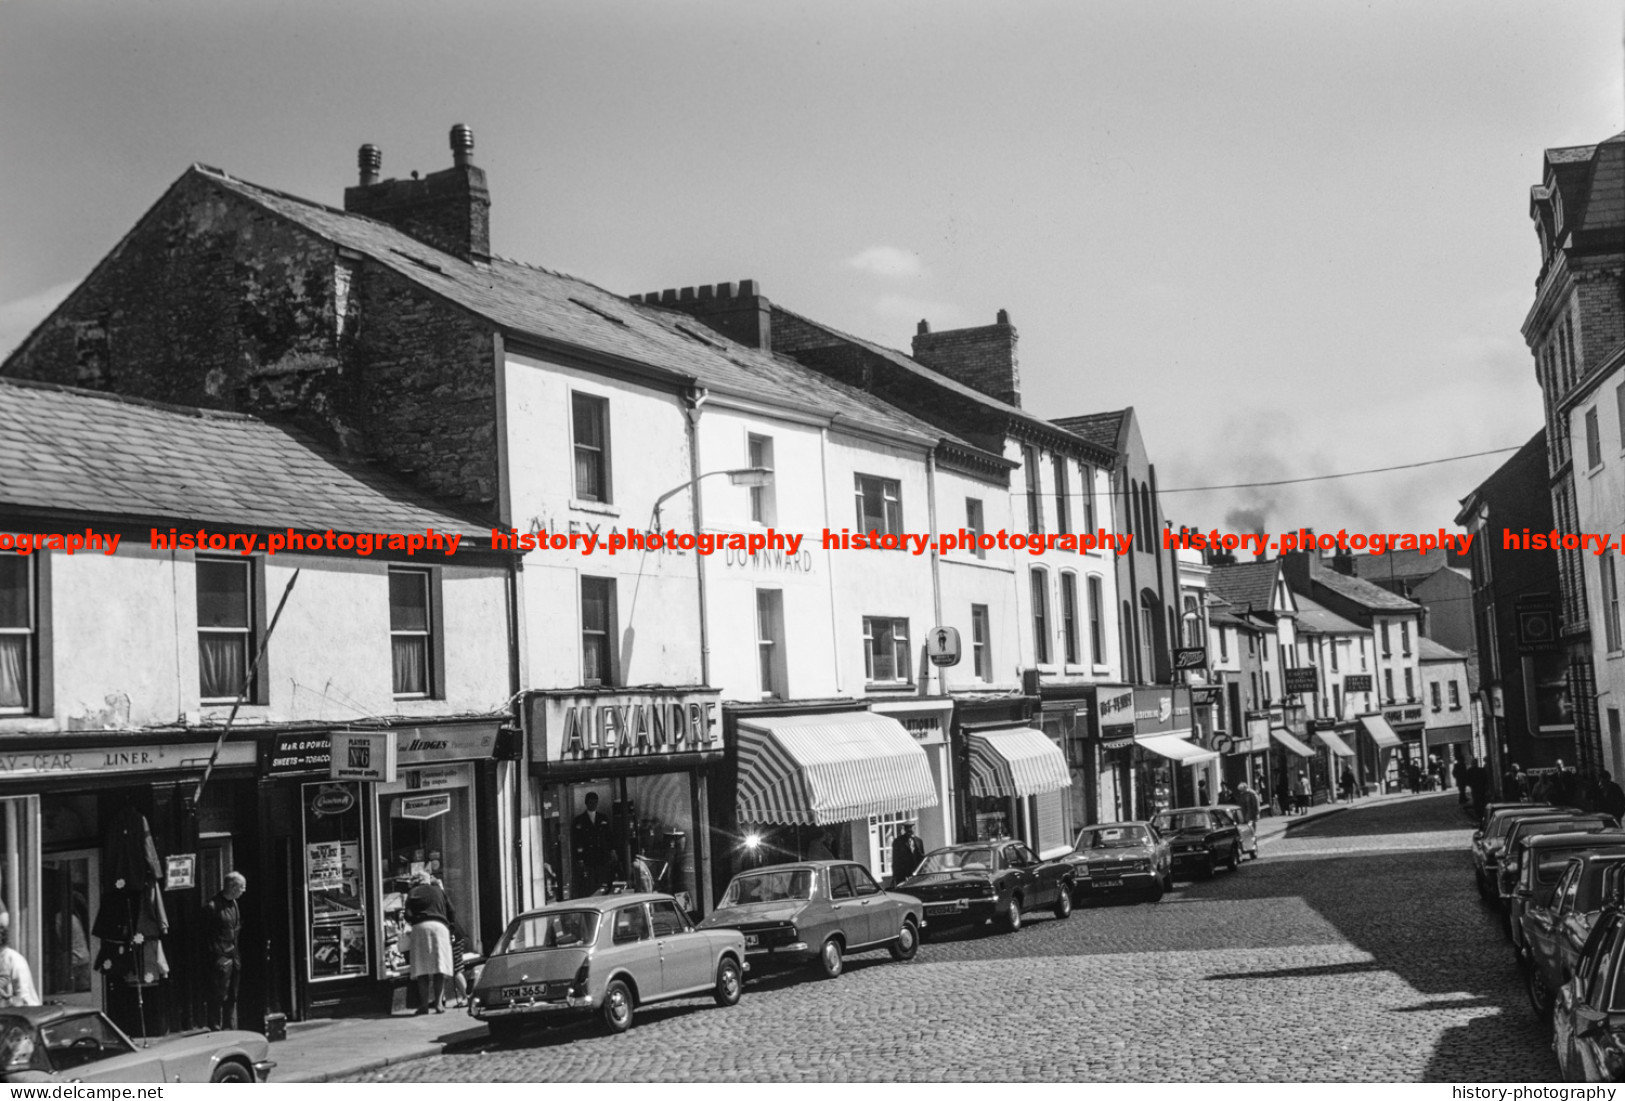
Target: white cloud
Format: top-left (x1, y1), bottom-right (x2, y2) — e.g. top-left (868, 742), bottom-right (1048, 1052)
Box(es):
top-left (846, 245), bottom-right (927, 280)
top-left (0, 281), bottom-right (76, 361)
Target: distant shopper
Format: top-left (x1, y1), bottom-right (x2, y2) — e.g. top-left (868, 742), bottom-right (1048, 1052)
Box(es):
top-left (1602, 771), bottom-right (1625, 821)
top-left (1502, 762), bottom-right (1526, 803)
top-left (1339, 765), bottom-right (1357, 802)
top-left (202, 871), bottom-right (246, 1030)
top-left (1236, 782), bottom-right (1261, 826)
top-left (1198, 778), bottom-right (1211, 806)
top-left (1219, 781), bottom-right (1236, 806)
top-left (1275, 775), bottom-right (1293, 817)
top-left (891, 823), bottom-right (925, 885)
top-left (1294, 771), bottom-right (1311, 815)
top-left (1467, 758), bottom-right (1491, 819)
top-left (1453, 753), bottom-right (1468, 805)
top-left (405, 871), bottom-right (455, 1015)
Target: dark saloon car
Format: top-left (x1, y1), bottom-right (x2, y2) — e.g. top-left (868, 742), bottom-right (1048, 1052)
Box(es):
top-left (1474, 804), bottom-right (1568, 900)
top-left (1150, 808), bottom-right (1245, 879)
top-left (1524, 849), bottom-right (1625, 1019)
top-left (0, 1006), bottom-right (272, 1083)
top-left (1510, 832), bottom-right (1625, 956)
top-left (1553, 905), bottom-right (1625, 1080)
top-left (471, 893), bottom-right (747, 1038)
top-left (1063, 822), bottom-right (1171, 902)
top-left (697, 861), bottom-right (923, 979)
top-left (1497, 815), bottom-right (1620, 906)
top-left (896, 840), bottom-right (1074, 933)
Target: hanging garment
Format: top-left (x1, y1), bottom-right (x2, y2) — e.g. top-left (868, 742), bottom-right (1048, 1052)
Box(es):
top-left (103, 805), bottom-right (162, 890)
top-left (135, 882), bottom-right (168, 940)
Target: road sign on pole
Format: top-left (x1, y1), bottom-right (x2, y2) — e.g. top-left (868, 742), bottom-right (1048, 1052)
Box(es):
top-left (926, 626), bottom-right (962, 667)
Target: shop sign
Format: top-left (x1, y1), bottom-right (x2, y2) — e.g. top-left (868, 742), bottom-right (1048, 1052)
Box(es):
top-left (531, 688), bottom-right (724, 763)
top-left (264, 733), bottom-right (332, 777)
top-left (0, 739), bottom-right (255, 781)
top-left (1382, 705), bottom-right (1424, 728)
top-left (394, 723), bottom-right (500, 767)
top-left (1133, 687), bottom-right (1192, 737)
top-left (165, 854), bottom-right (195, 891)
top-left (1096, 686), bottom-right (1135, 737)
top-left (405, 765), bottom-right (463, 790)
top-left (1190, 686), bottom-right (1225, 707)
top-left (309, 783), bottom-right (357, 817)
top-left (330, 731), bottom-right (398, 782)
top-left (398, 793), bottom-right (452, 821)
top-left (1284, 667), bottom-right (1319, 695)
top-left (1343, 674), bottom-right (1373, 693)
top-left (1173, 647), bottom-right (1207, 670)
top-left (901, 718), bottom-right (941, 741)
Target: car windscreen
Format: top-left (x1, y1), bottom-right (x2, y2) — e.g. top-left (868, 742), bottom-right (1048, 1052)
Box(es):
top-left (497, 910), bottom-right (600, 953)
top-left (719, 869), bottom-right (814, 907)
top-left (1079, 826), bottom-right (1151, 849)
top-left (1516, 820), bottom-right (1610, 846)
top-left (1491, 808), bottom-right (1561, 839)
top-left (916, 848), bottom-right (995, 874)
top-left (1152, 813), bottom-right (1209, 833)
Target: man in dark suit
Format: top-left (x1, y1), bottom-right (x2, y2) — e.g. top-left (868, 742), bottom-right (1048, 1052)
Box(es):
top-left (572, 793), bottom-right (614, 897)
top-left (890, 823), bottom-right (925, 886)
top-left (202, 871), bottom-right (245, 1030)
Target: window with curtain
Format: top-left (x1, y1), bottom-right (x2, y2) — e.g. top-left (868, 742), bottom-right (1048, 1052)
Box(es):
top-left (581, 576), bottom-right (618, 686)
top-left (1061, 573), bottom-right (1080, 665)
top-left (971, 604), bottom-right (991, 681)
top-left (572, 392), bottom-right (611, 502)
top-left (1087, 575), bottom-right (1104, 666)
top-left (197, 558), bottom-right (252, 701)
top-left (0, 555), bottom-right (33, 712)
top-left (1031, 569), bottom-right (1050, 664)
top-left (1080, 464), bottom-right (1095, 533)
top-left (1023, 447), bottom-right (1042, 533)
top-left (1052, 458), bottom-right (1070, 536)
top-left (863, 617), bottom-right (910, 683)
top-left (965, 498), bottom-right (986, 559)
top-left (854, 474), bottom-right (903, 536)
top-left (389, 568), bottom-right (432, 697)
top-left (756, 589), bottom-right (786, 698)
top-left (748, 434), bottom-right (776, 524)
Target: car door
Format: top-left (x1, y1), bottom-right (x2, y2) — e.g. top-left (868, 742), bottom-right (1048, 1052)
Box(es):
top-left (846, 863), bottom-right (891, 946)
top-left (607, 902), bottom-right (663, 998)
top-left (39, 1013), bottom-right (164, 1084)
top-left (1572, 918), bottom-right (1625, 1081)
top-left (1002, 843), bottom-right (1040, 908)
top-left (1212, 809), bottom-right (1241, 856)
top-left (649, 898), bottom-right (712, 994)
top-left (826, 865), bottom-right (870, 946)
top-left (1528, 862), bottom-right (1576, 974)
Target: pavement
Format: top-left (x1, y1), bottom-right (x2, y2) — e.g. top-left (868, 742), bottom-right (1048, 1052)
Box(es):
top-left (301, 788), bottom-right (1554, 1082)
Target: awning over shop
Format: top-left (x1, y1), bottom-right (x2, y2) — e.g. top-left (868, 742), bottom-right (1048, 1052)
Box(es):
top-left (1135, 733), bottom-right (1219, 767)
top-left (1425, 724), bottom-right (1474, 747)
top-left (1314, 730), bottom-right (1356, 758)
top-left (1270, 728), bottom-right (1316, 758)
top-left (736, 712), bottom-right (940, 826)
top-left (967, 727), bottom-right (1072, 798)
top-left (1358, 714), bottom-right (1403, 749)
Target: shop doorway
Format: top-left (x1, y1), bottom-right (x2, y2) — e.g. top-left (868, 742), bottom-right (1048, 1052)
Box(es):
top-left (41, 848), bottom-right (97, 1007)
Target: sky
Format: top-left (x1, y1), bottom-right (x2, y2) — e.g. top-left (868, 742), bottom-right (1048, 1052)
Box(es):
top-left (2, 0), bottom-right (1621, 539)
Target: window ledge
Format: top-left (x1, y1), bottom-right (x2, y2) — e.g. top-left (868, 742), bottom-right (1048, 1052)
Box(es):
top-left (570, 498), bottom-right (621, 517)
top-left (864, 682), bottom-right (918, 694)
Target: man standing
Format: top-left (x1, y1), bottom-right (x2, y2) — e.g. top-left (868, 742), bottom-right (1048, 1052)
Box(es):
top-left (1502, 762), bottom-right (1526, 803)
top-left (1236, 782), bottom-right (1260, 827)
top-left (1453, 751), bottom-right (1468, 805)
top-left (572, 793), bottom-right (614, 897)
top-left (1466, 757), bottom-right (1491, 820)
top-left (202, 871), bottom-right (245, 1030)
top-left (890, 823), bottom-right (925, 886)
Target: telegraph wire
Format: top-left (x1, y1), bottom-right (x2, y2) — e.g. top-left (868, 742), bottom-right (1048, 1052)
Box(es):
top-left (1152, 446), bottom-right (1524, 495)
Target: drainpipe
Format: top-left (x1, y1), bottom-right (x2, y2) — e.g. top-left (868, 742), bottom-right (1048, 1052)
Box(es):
top-left (506, 557), bottom-right (526, 911)
top-left (682, 386), bottom-right (712, 685)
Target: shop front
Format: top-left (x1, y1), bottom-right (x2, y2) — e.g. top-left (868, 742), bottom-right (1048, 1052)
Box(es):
top-left (962, 725), bottom-right (1072, 857)
top-left (528, 688), bottom-right (721, 917)
top-left (1382, 704), bottom-right (1428, 785)
top-left (1063, 685), bottom-right (1137, 827)
top-left (868, 700), bottom-right (955, 878)
top-left (1131, 687), bottom-right (1215, 814)
top-left (1311, 723), bottom-right (1358, 797)
top-left (0, 732), bottom-right (259, 1037)
top-left (257, 719), bottom-right (508, 1021)
top-left (1357, 712), bottom-right (1405, 793)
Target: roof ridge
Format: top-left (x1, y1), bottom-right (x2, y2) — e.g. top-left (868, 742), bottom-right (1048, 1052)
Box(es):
top-left (0, 375), bottom-right (260, 421)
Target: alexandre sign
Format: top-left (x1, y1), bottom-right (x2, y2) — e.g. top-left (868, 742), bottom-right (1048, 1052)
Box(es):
top-left (530, 688), bottom-right (724, 764)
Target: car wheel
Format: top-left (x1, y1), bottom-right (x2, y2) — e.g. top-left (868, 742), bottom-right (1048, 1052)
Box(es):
top-left (1147, 878), bottom-right (1165, 903)
top-left (814, 937), bottom-right (844, 979)
top-left (889, 918), bottom-right (920, 961)
top-left (998, 896), bottom-right (1023, 933)
top-left (1249, 844), bottom-right (1259, 861)
top-left (488, 1018), bottom-right (524, 1045)
top-left (1053, 884), bottom-right (1073, 920)
top-left (210, 1060), bottom-right (253, 1083)
top-left (1200, 852), bottom-right (1217, 879)
top-left (713, 956), bottom-right (743, 1006)
top-left (1226, 843), bottom-right (1241, 872)
top-left (1526, 963), bottom-right (1554, 1022)
top-left (600, 979), bottom-right (634, 1033)
top-left (1476, 871), bottom-right (1495, 902)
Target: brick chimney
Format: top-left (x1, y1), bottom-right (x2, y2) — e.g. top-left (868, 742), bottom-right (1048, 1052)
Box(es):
top-left (1279, 549), bottom-right (1320, 593)
top-left (910, 310), bottom-right (1020, 407)
top-left (343, 125), bottom-right (490, 261)
top-left (628, 281), bottom-right (772, 350)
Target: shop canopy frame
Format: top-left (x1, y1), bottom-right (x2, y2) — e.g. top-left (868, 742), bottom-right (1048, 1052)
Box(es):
top-left (966, 727), bottom-right (1072, 798)
top-left (1270, 728), bottom-right (1317, 758)
top-left (1358, 714), bottom-right (1403, 749)
top-left (1314, 730), bottom-right (1356, 758)
top-left (1135, 732), bottom-right (1219, 767)
top-left (735, 712), bottom-right (939, 827)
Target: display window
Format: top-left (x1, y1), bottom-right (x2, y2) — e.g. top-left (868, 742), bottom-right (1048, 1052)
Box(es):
top-left (377, 765), bottom-right (478, 980)
top-left (0, 796), bottom-right (38, 988)
top-left (541, 771), bottom-right (698, 911)
top-left (301, 781), bottom-right (367, 983)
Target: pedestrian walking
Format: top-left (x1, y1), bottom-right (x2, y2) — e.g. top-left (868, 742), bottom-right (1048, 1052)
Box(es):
top-left (1338, 765), bottom-right (1355, 802)
top-left (201, 871), bottom-right (245, 1030)
top-left (1453, 752), bottom-right (1467, 805)
top-left (1236, 782), bottom-right (1260, 826)
top-left (1467, 758), bottom-right (1491, 820)
top-left (1294, 770), bottom-right (1311, 815)
top-left (405, 870), bottom-right (456, 1014)
top-left (890, 823), bottom-right (925, 886)
top-left (1275, 775), bottom-right (1293, 817)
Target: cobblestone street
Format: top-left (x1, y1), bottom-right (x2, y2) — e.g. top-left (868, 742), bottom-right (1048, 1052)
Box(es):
top-left (348, 793), bottom-right (1558, 1082)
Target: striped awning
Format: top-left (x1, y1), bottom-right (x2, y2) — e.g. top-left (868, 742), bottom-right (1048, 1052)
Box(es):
top-left (736, 712), bottom-right (939, 826)
top-left (1136, 733), bottom-right (1220, 767)
top-left (1271, 728), bottom-right (1316, 758)
top-left (1314, 730), bottom-right (1356, 758)
top-left (1358, 714), bottom-right (1403, 749)
top-left (967, 727), bottom-right (1071, 798)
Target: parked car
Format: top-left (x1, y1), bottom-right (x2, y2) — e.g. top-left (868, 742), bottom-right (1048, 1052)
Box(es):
top-left (470, 892), bottom-right (747, 1039)
top-left (1474, 804), bottom-right (1567, 900)
top-left (895, 839), bottom-right (1074, 933)
top-left (1061, 822), bottom-right (1170, 902)
top-left (1509, 832), bottom-right (1625, 957)
top-left (1212, 804), bottom-right (1259, 860)
top-left (1498, 815), bottom-right (1620, 908)
top-left (1553, 904), bottom-right (1625, 1080)
top-left (0, 1006), bottom-right (272, 1083)
top-left (1150, 808), bottom-right (1245, 879)
top-left (1524, 849), bottom-right (1625, 1019)
top-left (697, 861), bottom-right (923, 979)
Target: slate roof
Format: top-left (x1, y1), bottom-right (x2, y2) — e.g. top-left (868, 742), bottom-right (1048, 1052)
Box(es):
top-left (1052, 410), bottom-right (1127, 452)
top-left (1350, 549), bottom-right (1461, 584)
top-left (0, 377), bottom-right (489, 537)
top-left (1418, 637), bottom-right (1466, 663)
top-left (198, 167), bottom-right (990, 459)
top-left (1309, 567), bottom-right (1420, 613)
top-left (1206, 560), bottom-right (1281, 614)
top-left (1292, 595), bottom-right (1366, 637)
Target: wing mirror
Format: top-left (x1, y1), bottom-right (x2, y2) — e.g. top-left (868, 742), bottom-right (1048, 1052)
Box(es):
top-left (1576, 1003), bottom-right (1611, 1036)
top-left (1473, 829), bottom-right (1483, 841)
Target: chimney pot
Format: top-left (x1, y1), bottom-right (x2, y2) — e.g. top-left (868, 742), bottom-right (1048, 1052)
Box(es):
top-left (698, 285), bottom-right (715, 301)
top-left (357, 144), bottom-right (382, 187)
top-left (660, 289), bottom-right (679, 305)
top-left (716, 281), bottom-right (735, 298)
top-left (450, 124), bottom-right (475, 167)
top-left (917, 319), bottom-right (930, 335)
top-left (739, 279), bottom-right (758, 297)
top-left (996, 308), bottom-right (1010, 325)
top-left (679, 287), bottom-right (696, 302)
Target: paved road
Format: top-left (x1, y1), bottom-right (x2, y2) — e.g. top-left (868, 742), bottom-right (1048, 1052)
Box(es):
top-left (350, 793), bottom-right (1558, 1081)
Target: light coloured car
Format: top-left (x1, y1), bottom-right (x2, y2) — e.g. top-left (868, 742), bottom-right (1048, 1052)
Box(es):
top-left (1212, 804), bottom-right (1259, 860)
top-left (471, 892), bottom-right (747, 1040)
top-left (0, 1006), bottom-right (272, 1083)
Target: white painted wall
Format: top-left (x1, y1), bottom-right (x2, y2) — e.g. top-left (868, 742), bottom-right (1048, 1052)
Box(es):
top-left (1571, 366), bottom-right (1625, 776)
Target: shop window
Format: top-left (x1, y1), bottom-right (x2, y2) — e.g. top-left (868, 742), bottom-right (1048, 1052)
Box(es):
top-left (389, 568), bottom-right (441, 699)
top-left (1087, 576), bottom-right (1105, 666)
top-left (379, 766), bottom-right (479, 981)
top-left (1023, 447), bottom-right (1042, 533)
top-left (1053, 457), bottom-right (1071, 536)
top-left (545, 776), bottom-right (698, 910)
top-left (301, 781), bottom-right (367, 982)
top-left (197, 558), bottom-right (259, 703)
top-left (581, 576), bottom-right (619, 687)
top-left (854, 474), bottom-right (902, 536)
top-left (971, 604), bottom-right (991, 681)
top-left (756, 589), bottom-right (786, 699)
top-left (863, 617), bottom-right (911, 684)
top-left (572, 392), bottom-right (611, 502)
top-left (748, 434), bottom-right (775, 524)
top-left (965, 498), bottom-right (986, 559)
top-left (0, 554), bottom-right (43, 715)
top-left (1031, 569), bottom-right (1051, 665)
top-left (1061, 573), bottom-right (1080, 665)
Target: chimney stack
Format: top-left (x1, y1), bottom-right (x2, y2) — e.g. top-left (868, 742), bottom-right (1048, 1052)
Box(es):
top-left (628, 280), bottom-right (773, 351)
top-left (910, 310), bottom-right (1021, 407)
top-left (343, 125), bottom-right (490, 261)
top-left (357, 144), bottom-right (381, 187)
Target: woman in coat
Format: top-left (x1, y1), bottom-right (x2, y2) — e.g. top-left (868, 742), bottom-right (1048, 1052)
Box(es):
top-left (405, 871), bottom-right (455, 1014)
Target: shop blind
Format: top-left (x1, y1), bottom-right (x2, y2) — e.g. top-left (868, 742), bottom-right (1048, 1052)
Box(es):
top-left (1034, 788), bottom-right (1066, 856)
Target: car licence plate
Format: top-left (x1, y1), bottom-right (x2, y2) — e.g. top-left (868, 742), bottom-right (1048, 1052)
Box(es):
top-left (1094, 879), bottom-right (1123, 889)
top-left (925, 902), bottom-right (964, 916)
top-left (500, 983), bottom-right (554, 1000)
top-left (745, 934), bottom-right (760, 947)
